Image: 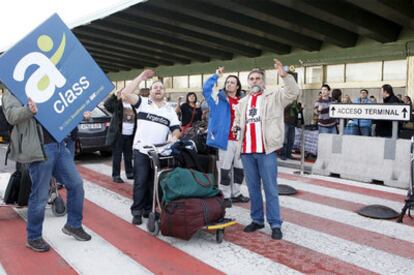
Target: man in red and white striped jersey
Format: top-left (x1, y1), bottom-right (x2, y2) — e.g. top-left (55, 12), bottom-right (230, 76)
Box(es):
top-left (234, 59), bottom-right (300, 240)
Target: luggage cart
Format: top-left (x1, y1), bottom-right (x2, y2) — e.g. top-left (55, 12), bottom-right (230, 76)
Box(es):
top-left (1, 176), bottom-right (66, 217)
top-left (397, 136), bottom-right (414, 223)
top-left (145, 142), bottom-right (236, 243)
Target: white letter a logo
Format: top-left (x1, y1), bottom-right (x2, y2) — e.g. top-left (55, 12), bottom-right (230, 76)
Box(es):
top-left (13, 52), bottom-right (66, 103)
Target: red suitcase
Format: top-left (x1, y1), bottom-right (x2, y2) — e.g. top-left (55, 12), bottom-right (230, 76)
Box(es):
top-left (160, 194), bottom-right (225, 240)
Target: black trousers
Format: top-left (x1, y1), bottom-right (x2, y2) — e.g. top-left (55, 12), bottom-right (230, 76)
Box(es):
top-left (112, 134), bottom-right (133, 177)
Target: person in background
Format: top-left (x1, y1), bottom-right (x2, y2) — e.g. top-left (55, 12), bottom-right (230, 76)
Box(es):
top-left (402, 95), bottom-right (414, 130)
top-left (331, 89), bottom-right (342, 103)
top-left (175, 92), bottom-right (202, 133)
top-left (311, 91), bottom-right (322, 125)
top-left (139, 88), bottom-right (150, 98)
top-left (233, 59), bottom-right (300, 240)
top-left (281, 99), bottom-right (301, 160)
top-left (104, 89), bottom-right (137, 183)
top-left (203, 67), bottom-right (248, 208)
top-left (369, 95), bottom-right (377, 103)
top-left (314, 84), bottom-right (337, 134)
top-left (375, 84), bottom-right (401, 137)
top-left (122, 69), bottom-right (181, 225)
top-left (341, 95), bottom-right (352, 104)
top-left (352, 89), bottom-right (372, 136)
top-left (403, 95), bottom-right (412, 107)
top-left (397, 94), bottom-right (403, 101)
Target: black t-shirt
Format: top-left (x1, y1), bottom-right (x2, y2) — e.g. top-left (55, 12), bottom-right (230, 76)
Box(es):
top-left (180, 103), bottom-right (202, 126)
top-left (42, 126), bottom-right (57, 144)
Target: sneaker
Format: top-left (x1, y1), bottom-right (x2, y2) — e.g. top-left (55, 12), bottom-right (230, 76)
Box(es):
top-left (132, 215), bottom-right (142, 225)
top-left (112, 176), bottom-right (125, 183)
top-left (223, 198), bottom-right (232, 208)
top-left (231, 194), bottom-right (250, 203)
top-left (126, 173), bottom-right (134, 180)
top-left (62, 225), bottom-right (92, 241)
top-left (243, 222), bottom-right (265, 233)
top-left (142, 212), bottom-right (149, 219)
top-left (271, 228), bottom-right (283, 240)
top-left (26, 238), bottom-right (50, 252)
top-left (279, 155), bottom-right (287, 161)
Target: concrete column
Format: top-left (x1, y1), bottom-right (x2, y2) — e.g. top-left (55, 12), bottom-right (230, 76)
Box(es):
top-left (407, 56), bottom-right (414, 99)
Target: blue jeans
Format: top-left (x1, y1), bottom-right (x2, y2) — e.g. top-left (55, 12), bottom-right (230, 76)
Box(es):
top-left (65, 137), bottom-right (76, 159)
top-left (319, 126), bottom-right (337, 134)
top-left (130, 150), bottom-right (153, 216)
top-left (27, 142), bottom-right (84, 241)
top-left (241, 152), bottom-right (282, 229)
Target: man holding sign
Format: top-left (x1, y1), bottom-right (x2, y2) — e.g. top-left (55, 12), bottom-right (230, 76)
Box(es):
top-left (0, 14), bottom-right (114, 252)
top-left (3, 91), bottom-right (92, 252)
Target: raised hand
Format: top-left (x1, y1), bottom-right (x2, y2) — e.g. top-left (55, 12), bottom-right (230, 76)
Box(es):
top-left (139, 69), bottom-right (155, 81)
top-left (216, 66), bottom-right (224, 77)
top-left (83, 111), bottom-right (92, 120)
top-left (273, 59), bottom-right (287, 78)
top-left (27, 97), bottom-right (37, 114)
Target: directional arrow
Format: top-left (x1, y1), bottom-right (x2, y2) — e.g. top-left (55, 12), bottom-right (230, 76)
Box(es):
top-left (402, 107), bottom-right (408, 119)
top-left (330, 106), bottom-right (336, 116)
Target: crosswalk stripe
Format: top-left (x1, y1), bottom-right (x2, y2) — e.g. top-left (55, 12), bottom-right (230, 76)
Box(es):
top-left (280, 178), bottom-right (404, 212)
top-left (82, 179), bottom-right (301, 275)
top-left (279, 195), bottom-right (414, 243)
top-left (13, 208), bottom-right (153, 275)
top-left (2, 161), bottom-right (414, 275)
top-left (0, 263), bottom-right (7, 275)
top-left (229, 205), bottom-right (414, 275)
top-left (278, 167), bottom-right (407, 195)
top-left (0, 206), bottom-right (76, 275)
top-left (79, 167), bottom-right (386, 273)
top-left (278, 172), bottom-right (406, 201)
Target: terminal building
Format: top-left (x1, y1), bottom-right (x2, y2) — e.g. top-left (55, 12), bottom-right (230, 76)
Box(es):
top-left (63, 0), bottom-right (414, 126)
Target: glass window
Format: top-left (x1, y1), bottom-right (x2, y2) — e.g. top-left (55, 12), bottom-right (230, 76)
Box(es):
top-left (294, 67), bottom-right (304, 85)
top-left (163, 77), bottom-right (173, 89)
top-left (383, 60), bottom-right (407, 81)
top-left (90, 107), bottom-right (108, 118)
top-left (145, 79), bottom-right (153, 89)
top-left (173, 75), bottom-right (188, 89)
top-left (189, 74), bottom-right (202, 88)
top-left (116, 81), bottom-right (125, 89)
top-left (346, 62), bottom-right (382, 82)
top-left (326, 64), bottom-right (344, 83)
top-left (305, 66), bottom-right (322, 83)
top-left (238, 71), bottom-right (249, 88)
top-left (265, 70), bottom-right (278, 86)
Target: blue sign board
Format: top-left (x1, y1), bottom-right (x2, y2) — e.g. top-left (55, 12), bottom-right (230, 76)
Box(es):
top-left (0, 14), bottom-right (114, 142)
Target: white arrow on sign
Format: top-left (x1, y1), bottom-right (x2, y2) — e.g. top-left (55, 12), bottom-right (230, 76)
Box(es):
top-left (329, 104), bottom-right (411, 121)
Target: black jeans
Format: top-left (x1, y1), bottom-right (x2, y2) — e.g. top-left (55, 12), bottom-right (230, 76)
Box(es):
top-left (112, 134), bottom-right (133, 178)
top-left (283, 123), bottom-right (296, 158)
top-left (130, 150), bottom-right (153, 216)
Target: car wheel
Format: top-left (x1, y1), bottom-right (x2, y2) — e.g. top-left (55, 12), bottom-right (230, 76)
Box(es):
top-left (100, 150), bottom-right (112, 157)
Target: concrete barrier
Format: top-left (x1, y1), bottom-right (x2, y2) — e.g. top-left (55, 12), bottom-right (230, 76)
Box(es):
top-left (313, 134), bottom-right (410, 189)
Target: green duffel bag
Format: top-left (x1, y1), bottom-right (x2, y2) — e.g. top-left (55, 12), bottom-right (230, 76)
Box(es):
top-left (160, 167), bottom-right (220, 203)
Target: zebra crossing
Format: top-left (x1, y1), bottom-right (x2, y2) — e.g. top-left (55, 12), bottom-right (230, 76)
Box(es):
top-left (0, 163), bottom-right (413, 275)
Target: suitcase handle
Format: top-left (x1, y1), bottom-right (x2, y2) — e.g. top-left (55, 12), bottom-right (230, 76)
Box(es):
top-left (189, 169), bottom-right (212, 188)
top-left (164, 201), bottom-right (185, 215)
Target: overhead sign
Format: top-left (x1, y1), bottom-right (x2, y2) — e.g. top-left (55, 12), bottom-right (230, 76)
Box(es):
top-left (0, 13), bottom-right (114, 142)
top-left (329, 104), bottom-right (411, 121)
